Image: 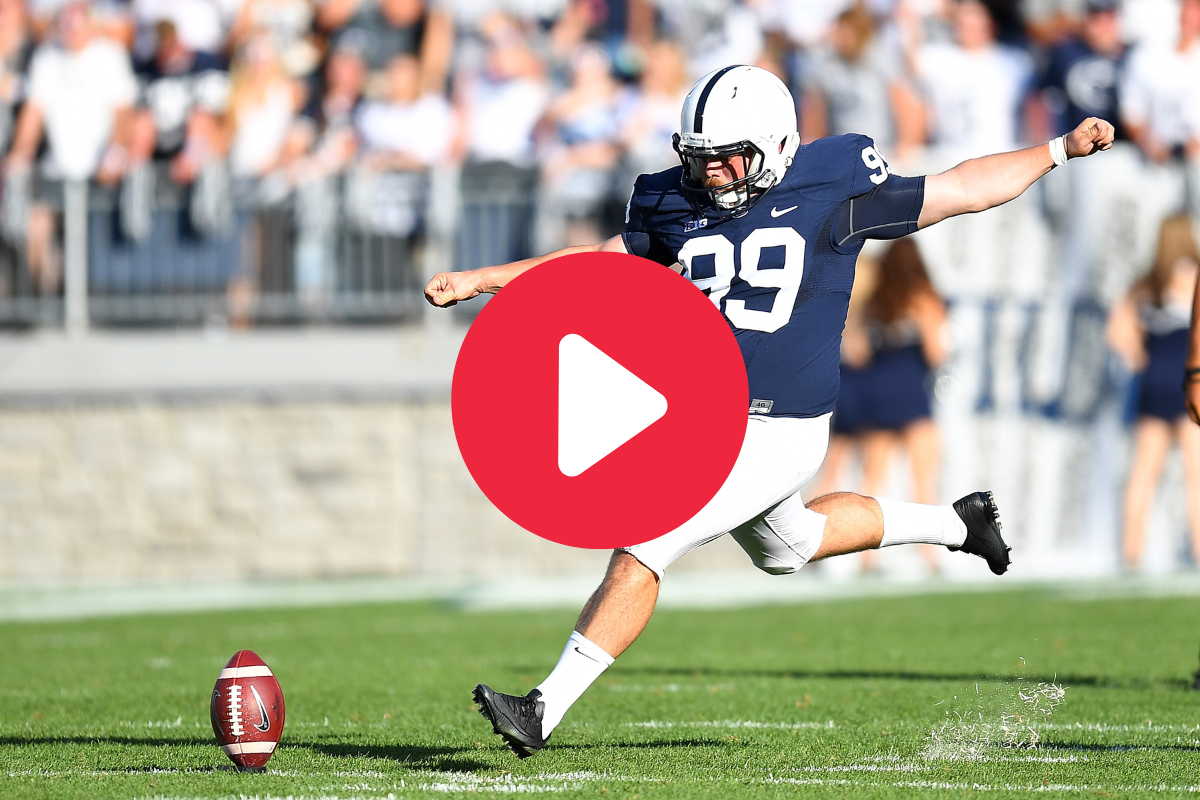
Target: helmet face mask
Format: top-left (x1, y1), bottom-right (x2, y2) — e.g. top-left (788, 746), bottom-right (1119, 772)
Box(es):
top-left (674, 65), bottom-right (800, 219)
top-left (672, 136), bottom-right (770, 215)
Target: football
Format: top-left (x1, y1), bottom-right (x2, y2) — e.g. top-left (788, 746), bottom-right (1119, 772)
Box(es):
top-left (210, 650), bottom-right (285, 769)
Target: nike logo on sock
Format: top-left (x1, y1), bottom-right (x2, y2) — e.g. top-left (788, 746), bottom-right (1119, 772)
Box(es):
top-left (574, 646), bottom-right (602, 663)
top-left (770, 205), bottom-right (797, 218)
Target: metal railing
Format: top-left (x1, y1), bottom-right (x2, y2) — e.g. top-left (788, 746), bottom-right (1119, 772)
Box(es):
top-left (0, 160), bottom-right (548, 331)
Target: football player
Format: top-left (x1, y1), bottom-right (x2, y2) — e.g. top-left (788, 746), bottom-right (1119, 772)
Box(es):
top-left (425, 66), bottom-right (1115, 757)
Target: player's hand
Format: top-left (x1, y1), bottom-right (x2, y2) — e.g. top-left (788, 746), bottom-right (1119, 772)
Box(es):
top-left (1187, 376), bottom-right (1200, 426)
top-left (424, 271), bottom-right (481, 308)
top-left (1065, 117), bottom-right (1115, 159)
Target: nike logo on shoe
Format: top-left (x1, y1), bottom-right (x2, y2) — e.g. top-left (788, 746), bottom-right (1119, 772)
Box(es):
top-left (770, 205), bottom-right (797, 218)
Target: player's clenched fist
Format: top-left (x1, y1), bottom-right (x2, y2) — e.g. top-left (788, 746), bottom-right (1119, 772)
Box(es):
top-left (1065, 117), bottom-right (1115, 158)
top-left (425, 271), bottom-right (481, 307)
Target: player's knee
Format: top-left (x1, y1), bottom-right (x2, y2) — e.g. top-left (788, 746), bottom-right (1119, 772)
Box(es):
top-left (611, 549), bottom-right (663, 584)
top-left (756, 556), bottom-right (805, 576)
top-left (735, 504), bottom-right (827, 576)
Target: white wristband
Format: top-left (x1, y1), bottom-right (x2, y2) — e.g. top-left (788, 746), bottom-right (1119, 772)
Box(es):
top-left (1048, 135), bottom-right (1069, 167)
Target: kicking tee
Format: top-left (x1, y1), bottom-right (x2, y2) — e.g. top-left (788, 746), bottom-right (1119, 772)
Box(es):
top-left (623, 133), bottom-right (924, 418)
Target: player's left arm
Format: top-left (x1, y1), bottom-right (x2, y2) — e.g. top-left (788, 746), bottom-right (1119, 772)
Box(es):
top-left (1187, 273), bottom-right (1200, 425)
top-left (917, 117), bottom-right (1115, 229)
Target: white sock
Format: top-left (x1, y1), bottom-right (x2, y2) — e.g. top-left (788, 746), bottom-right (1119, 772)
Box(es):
top-left (876, 498), bottom-right (967, 548)
top-left (534, 631), bottom-right (614, 737)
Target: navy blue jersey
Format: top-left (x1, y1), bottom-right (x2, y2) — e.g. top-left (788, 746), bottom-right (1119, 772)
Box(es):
top-left (1040, 38), bottom-right (1128, 141)
top-left (624, 133), bottom-right (923, 418)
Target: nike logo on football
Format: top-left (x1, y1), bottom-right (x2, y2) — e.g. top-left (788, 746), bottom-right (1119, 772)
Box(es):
top-left (770, 205), bottom-right (797, 218)
top-left (250, 685), bottom-right (271, 732)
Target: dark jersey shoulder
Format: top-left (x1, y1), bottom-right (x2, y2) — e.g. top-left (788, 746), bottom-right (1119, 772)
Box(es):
top-left (783, 133), bottom-right (892, 202)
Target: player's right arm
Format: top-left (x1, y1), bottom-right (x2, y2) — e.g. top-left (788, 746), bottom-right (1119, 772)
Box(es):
top-left (424, 235), bottom-right (628, 307)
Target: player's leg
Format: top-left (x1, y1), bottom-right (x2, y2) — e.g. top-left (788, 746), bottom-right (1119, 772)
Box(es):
top-left (473, 414), bottom-right (829, 757)
top-left (731, 485), bottom-right (1006, 578)
top-left (803, 488), bottom-right (1009, 573)
top-left (484, 550), bottom-right (661, 755)
top-left (575, 551), bottom-right (659, 657)
top-left (1121, 417), bottom-right (1171, 568)
top-left (1176, 416), bottom-right (1200, 565)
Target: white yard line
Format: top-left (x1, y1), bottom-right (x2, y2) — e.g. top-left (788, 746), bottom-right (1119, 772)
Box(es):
top-left (628, 719), bottom-right (835, 729)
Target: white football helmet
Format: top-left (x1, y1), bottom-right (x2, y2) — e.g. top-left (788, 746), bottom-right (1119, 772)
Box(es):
top-left (673, 65), bottom-right (801, 216)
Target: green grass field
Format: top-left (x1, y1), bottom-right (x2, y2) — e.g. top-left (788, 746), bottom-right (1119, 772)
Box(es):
top-left (2, 588), bottom-right (1199, 799)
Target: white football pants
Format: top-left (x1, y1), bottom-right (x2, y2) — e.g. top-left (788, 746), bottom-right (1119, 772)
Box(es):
top-left (622, 413), bottom-right (831, 578)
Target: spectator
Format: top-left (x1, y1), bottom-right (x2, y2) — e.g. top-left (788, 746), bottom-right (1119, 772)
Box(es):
top-left (289, 35), bottom-right (368, 303)
top-left (912, 0), bottom-right (1034, 157)
top-left (356, 52), bottom-right (452, 171)
top-left (836, 239), bottom-right (948, 574)
top-left (229, 0), bottom-right (320, 77)
top-left (131, 0), bottom-right (236, 61)
top-left (319, 0), bottom-right (454, 93)
top-left (617, 38), bottom-right (687, 179)
top-left (226, 35), bottom-right (307, 185)
top-left (455, 13), bottom-right (547, 167)
top-left (291, 33), bottom-right (367, 181)
top-left (654, 0), bottom-right (763, 78)
top-left (452, 12), bottom-right (546, 271)
top-left (757, 0), bottom-right (852, 55)
top-left (540, 44), bottom-right (622, 246)
top-left (801, 6), bottom-right (923, 158)
top-left (1106, 214), bottom-right (1200, 571)
top-left (1039, 0), bottom-right (1127, 143)
top-left (344, 52), bottom-right (452, 240)
top-left (548, 0), bottom-right (654, 76)
top-left (130, 20), bottom-right (230, 185)
top-left (3, 0), bottom-right (138, 292)
top-left (0, 0), bottom-right (33, 156)
top-left (1120, 0), bottom-right (1200, 164)
top-left (7, 1), bottom-right (138, 182)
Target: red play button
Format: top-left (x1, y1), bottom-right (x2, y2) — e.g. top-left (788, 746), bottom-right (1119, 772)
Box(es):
top-left (451, 251), bottom-right (748, 549)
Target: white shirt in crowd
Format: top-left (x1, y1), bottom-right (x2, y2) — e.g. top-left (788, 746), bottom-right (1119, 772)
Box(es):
top-left (356, 93), bottom-right (454, 166)
top-left (229, 82), bottom-right (294, 177)
top-left (1120, 42), bottom-right (1200, 149)
top-left (27, 37), bottom-right (138, 180)
top-left (463, 77), bottom-right (548, 166)
top-left (133, 0), bottom-right (242, 58)
top-left (1119, 0), bottom-right (1180, 47)
top-left (757, 0), bottom-right (853, 49)
top-left (916, 42), bottom-right (1033, 157)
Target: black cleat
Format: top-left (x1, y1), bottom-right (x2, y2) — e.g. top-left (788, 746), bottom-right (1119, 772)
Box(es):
top-left (1191, 669), bottom-right (1200, 691)
top-left (472, 684), bottom-right (549, 759)
top-left (949, 491), bottom-right (1011, 575)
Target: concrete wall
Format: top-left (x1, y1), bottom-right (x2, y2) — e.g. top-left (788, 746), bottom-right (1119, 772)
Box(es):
top-left (0, 399), bottom-right (751, 585)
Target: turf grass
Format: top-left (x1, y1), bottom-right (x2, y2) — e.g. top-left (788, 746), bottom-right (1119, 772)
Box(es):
top-left (2, 588), bottom-right (1199, 798)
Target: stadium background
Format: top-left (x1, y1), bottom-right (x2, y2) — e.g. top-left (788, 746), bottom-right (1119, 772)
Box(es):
top-left (1, 0), bottom-right (1199, 614)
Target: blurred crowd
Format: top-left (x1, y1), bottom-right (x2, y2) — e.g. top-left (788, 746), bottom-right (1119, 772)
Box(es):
top-left (0, 0), bottom-right (1197, 295)
top-left (0, 0), bottom-right (1195, 568)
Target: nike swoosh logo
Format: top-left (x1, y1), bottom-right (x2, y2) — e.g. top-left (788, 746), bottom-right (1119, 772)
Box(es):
top-left (250, 685), bottom-right (271, 732)
top-left (574, 646), bottom-right (602, 664)
top-left (770, 205), bottom-right (798, 218)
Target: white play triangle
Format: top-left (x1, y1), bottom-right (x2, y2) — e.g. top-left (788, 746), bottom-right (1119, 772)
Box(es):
top-left (558, 333), bottom-right (668, 477)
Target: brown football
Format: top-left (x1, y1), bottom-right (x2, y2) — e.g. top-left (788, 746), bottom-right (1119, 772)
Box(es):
top-left (210, 650), bottom-right (285, 769)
